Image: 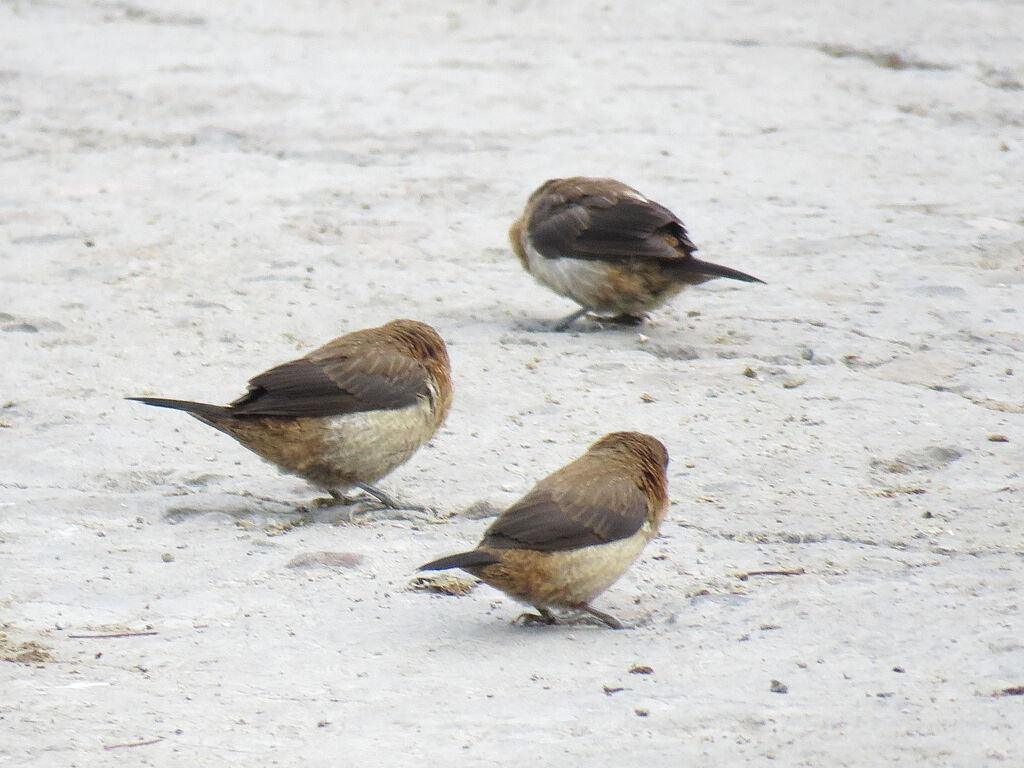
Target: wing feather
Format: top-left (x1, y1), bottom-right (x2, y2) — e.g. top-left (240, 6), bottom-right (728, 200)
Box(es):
top-left (481, 461), bottom-right (648, 553)
top-left (529, 182), bottom-right (695, 263)
top-left (228, 341), bottom-right (428, 418)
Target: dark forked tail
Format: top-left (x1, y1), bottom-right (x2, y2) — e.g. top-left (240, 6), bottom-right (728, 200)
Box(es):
top-left (419, 550), bottom-right (501, 571)
top-left (126, 396), bottom-right (230, 421)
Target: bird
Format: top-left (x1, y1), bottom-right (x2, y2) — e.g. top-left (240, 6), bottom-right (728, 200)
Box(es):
top-left (128, 319), bottom-right (453, 509)
top-left (508, 176), bottom-right (764, 330)
top-left (419, 431), bottom-right (669, 629)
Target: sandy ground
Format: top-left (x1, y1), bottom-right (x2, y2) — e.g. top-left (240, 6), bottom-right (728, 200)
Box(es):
top-left (2, 0), bottom-right (1023, 765)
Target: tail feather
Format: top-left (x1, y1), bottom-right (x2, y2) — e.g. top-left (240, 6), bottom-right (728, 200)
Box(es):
top-left (126, 396), bottom-right (230, 421)
top-left (677, 257), bottom-right (765, 284)
top-left (419, 549), bottom-right (501, 572)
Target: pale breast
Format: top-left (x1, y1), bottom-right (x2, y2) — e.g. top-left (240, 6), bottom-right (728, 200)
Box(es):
top-left (524, 241), bottom-right (683, 315)
top-left (524, 241), bottom-right (617, 311)
top-left (215, 390), bottom-right (440, 490)
top-left (538, 524), bottom-right (653, 605)
top-left (313, 395), bottom-right (438, 486)
top-left (478, 521), bottom-right (656, 609)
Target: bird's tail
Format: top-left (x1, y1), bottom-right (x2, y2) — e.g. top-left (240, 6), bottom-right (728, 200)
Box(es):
top-left (419, 550), bottom-right (501, 571)
top-left (674, 256), bottom-right (765, 284)
top-left (126, 396), bottom-right (230, 421)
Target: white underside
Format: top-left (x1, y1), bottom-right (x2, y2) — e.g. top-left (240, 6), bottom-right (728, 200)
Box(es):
top-left (523, 241), bottom-right (617, 313)
top-left (311, 389), bottom-right (440, 487)
top-left (543, 520), bottom-right (655, 605)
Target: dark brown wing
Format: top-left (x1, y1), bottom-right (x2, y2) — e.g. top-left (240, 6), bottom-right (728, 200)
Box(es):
top-left (228, 343), bottom-right (429, 418)
top-left (480, 461), bottom-right (649, 552)
top-left (528, 182), bottom-right (696, 263)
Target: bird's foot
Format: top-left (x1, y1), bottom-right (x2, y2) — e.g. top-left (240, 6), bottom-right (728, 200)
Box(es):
top-left (550, 307), bottom-right (592, 332)
top-left (308, 488), bottom-right (443, 525)
top-left (570, 605), bottom-right (626, 630)
top-left (338, 484), bottom-right (449, 524)
top-left (312, 490), bottom-right (360, 508)
top-left (346, 504), bottom-right (449, 525)
top-left (513, 607), bottom-right (558, 626)
top-left (512, 605), bottom-right (625, 629)
top-left (594, 313), bottom-right (648, 329)
top-left (352, 483), bottom-right (401, 508)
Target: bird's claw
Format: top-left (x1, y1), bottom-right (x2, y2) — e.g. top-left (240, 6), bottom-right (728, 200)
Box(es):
top-left (594, 313), bottom-right (648, 329)
top-left (514, 611), bottom-right (559, 627)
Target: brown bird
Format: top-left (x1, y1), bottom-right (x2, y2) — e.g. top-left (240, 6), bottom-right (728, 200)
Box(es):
top-left (128, 319), bottom-right (453, 508)
top-left (419, 432), bottom-right (669, 628)
top-left (509, 177), bottom-right (764, 330)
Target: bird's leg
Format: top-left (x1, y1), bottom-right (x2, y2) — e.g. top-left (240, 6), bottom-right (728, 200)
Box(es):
top-left (515, 606), bottom-right (559, 626)
top-left (577, 605), bottom-right (625, 630)
top-left (355, 482), bottom-right (423, 510)
top-left (324, 484), bottom-right (449, 525)
top-left (551, 307), bottom-right (592, 332)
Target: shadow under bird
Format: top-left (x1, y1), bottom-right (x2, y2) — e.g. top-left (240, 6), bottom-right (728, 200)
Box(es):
top-left (419, 431), bottom-right (669, 629)
top-left (509, 176), bottom-right (765, 330)
top-left (128, 319), bottom-right (452, 508)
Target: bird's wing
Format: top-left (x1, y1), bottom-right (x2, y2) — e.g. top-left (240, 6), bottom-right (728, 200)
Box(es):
top-left (529, 189), bottom-right (695, 263)
top-left (481, 464), bottom-right (649, 552)
top-left (228, 343), bottom-right (429, 417)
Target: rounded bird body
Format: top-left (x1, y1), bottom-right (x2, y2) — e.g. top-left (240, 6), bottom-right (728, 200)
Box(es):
top-left (466, 523), bottom-right (656, 609)
top-left (192, 395), bottom-right (443, 491)
top-left (518, 239), bottom-right (689, 317)
top-left (509, 177), bottom-right (764, 328)
top-left (129, 319), bottom-right (452, 507)
top-left (420, 431), bottom-right (669, 628)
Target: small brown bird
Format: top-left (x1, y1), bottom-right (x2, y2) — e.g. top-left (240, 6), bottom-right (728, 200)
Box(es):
top-left (509, 177), bottom-right (764, 330)
top-left (128, 319), bottom-right (453, 508)
top-left (419, 432), bottom-right (669, 628)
